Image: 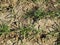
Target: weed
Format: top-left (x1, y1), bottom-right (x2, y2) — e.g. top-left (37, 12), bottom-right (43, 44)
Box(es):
top-left (44, 9), bottom-right (60, 18)
top-left (34, 9), bottom-right (45, 19)
top-left (0, 24), bottom-right (10, 35)
top-left (20, 26), bottom-right (33, 38)
top-left (19, 25), bottom-right (42, 38)
top-left (24, 8), bottom-right (45, 20)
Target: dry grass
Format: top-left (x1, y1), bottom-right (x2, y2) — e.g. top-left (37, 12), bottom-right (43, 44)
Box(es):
top-left (0, 0), bottom-right (60, 45)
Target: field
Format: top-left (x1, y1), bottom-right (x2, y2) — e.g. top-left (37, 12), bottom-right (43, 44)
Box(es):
top-left (0, 0), bottom-right (60, 45)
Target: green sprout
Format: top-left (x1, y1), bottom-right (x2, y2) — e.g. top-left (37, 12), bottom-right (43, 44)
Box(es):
top-left (0, 24), bottom-right (10, 35)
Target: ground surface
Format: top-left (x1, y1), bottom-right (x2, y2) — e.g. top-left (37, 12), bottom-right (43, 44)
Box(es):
top-left (0, 0), bottom-right (60, 45)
